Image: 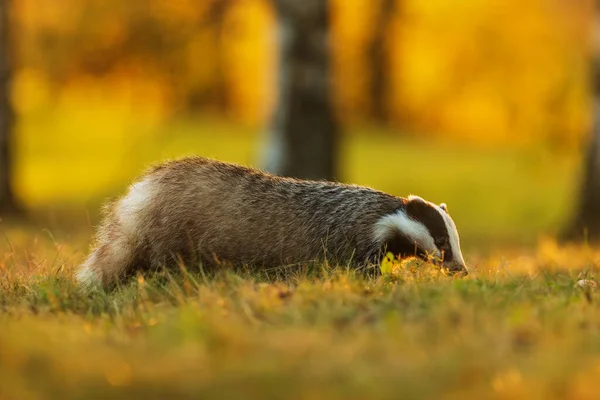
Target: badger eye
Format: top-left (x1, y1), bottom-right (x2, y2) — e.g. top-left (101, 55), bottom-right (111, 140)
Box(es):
top-left (435, 238), bottom-right (448, 248)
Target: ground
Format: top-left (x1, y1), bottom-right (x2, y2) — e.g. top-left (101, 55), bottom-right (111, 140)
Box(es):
top-left (2, 233), bottom-right (600, 399)
top-left (1, 113), bottom-right (596, 399)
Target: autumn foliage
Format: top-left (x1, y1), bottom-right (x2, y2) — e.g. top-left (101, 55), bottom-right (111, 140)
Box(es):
top-left (10, 0), bottom-right (594, 148)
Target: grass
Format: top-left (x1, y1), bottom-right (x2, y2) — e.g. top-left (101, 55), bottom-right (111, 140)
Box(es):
top-left (1, 105), bottom-right (592, 398)
top-left (2, 230), bottom-right (600, 399)
top-left (14, 106), bottom-right (581, 247)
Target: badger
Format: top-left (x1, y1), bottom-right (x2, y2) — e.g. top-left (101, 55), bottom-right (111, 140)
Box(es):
top-left (76, 156), bottom-right (467, 287)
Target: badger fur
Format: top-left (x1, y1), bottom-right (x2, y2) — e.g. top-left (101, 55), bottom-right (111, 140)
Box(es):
top-left (76, 157), bottom-right (467, 287)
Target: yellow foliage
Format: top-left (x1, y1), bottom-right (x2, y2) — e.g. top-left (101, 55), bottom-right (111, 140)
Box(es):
top-left (392, 0), bottom-right (592, 147)
top-left (379, 252), bottom-right (396, 275)
top-left (10, 0), bottom-right (595, 147)
top-left (224, 0), bottom-right (276, 124)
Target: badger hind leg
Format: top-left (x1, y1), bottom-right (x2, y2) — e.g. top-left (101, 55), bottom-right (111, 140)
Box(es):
top-left (76, 234), bottom-right (136, 288)
top-left (76, 177), bottom-right (155, 289)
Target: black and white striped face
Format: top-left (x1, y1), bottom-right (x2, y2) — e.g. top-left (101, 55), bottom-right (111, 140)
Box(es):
top-left (374, 195), bottom-right (467, 275)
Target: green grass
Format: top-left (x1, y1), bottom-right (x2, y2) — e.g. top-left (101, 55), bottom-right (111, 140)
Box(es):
top-left (1, 230), bottom-right (600, 399)
top-left (15, 110), bottom-right (580, 248)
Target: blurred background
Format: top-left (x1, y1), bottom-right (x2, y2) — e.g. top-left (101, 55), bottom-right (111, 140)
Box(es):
top-left (0, 0), bottom-right (598, 251)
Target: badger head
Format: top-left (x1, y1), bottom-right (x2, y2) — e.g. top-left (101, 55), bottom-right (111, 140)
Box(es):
top-left (374, 195), bottom-right (468, 275)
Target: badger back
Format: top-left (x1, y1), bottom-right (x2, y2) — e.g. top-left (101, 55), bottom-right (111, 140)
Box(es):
top-left (135, 157), bottom-right (404, 268)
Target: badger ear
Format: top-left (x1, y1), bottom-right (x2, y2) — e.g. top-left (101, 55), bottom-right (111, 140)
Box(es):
top-left (407, 195), bottom-right (426, 203)
top-left (440, 203), bottom-right (448, 213)
top-left (406, 195), bottom-right (428, 217)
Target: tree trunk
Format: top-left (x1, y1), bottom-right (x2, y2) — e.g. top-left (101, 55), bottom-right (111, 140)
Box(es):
top-left (207, 0), bottom-right (231, 113)
top-left (568, 111), bottom-right (600, 240)
top-left (186, 1), bottom-right (231, 113)
top-left (263, 0), bottom-right (339, 181)
top-left (565, 8), bottom-right (600, 241)
top-left (367, 0), bottom-right (396, 123)
top-left (0, 0), bottom-right (19, 216)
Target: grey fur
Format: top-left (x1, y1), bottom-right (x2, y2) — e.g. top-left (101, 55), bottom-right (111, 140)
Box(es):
top-left (76, 157), bottom-right (466, 287)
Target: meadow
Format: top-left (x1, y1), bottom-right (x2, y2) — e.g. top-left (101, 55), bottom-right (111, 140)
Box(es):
top-left (1, 110), bottom-right (598, 399)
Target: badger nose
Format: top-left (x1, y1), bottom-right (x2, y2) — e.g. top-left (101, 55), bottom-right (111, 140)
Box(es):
top-left (446, 263), bottom-right (468, 276)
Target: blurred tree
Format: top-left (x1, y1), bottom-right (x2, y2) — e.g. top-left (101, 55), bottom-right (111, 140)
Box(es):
top-left (566, 4), bottom-right (600, 241)
top-left (567, 116), bottom-right (600, 240)
top-left (202, 0), bottom-right (232, 113)
top-left (367, 0), bottom-right (396, 123)
top-left (0, 0), bottom-right (19, 216)
top-left (263, 0), bottom-right (339, 181)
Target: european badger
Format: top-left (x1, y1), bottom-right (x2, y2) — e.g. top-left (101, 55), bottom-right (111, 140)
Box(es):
top-left (76, 157), bottom-right (467, 287)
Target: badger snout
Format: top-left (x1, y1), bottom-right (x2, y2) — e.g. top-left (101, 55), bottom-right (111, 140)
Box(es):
top-left (444, 262), bottom-right (468, 276)
top-left (429, 256), bottom-right (468, 276)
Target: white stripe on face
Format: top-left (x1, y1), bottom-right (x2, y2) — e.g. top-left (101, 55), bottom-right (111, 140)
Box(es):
top-left (434, 205), bottom-right (466, 268)
top-left (373, 210), bottom-right (441, 259)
